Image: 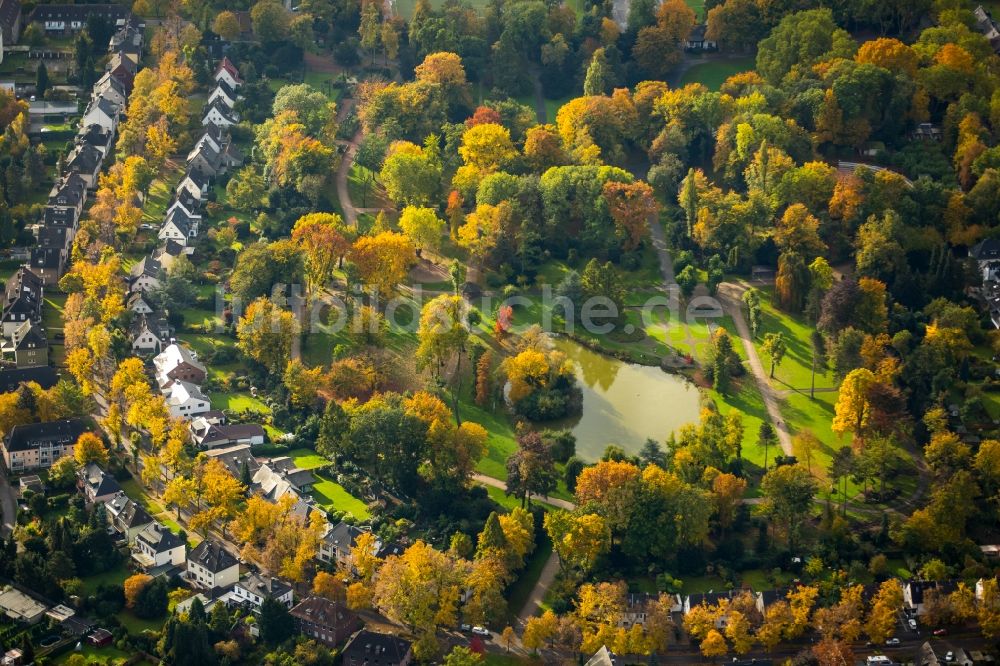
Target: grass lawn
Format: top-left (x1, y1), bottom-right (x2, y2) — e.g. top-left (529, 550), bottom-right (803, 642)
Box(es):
top-left (310, 472), bottom-right (371, 519)
top-left (751, 288), bottom-right (834, 392)
top-left (210, 391), bottom-right (271, 414)
top-left (505, 534), bottom-right (553, 622)
top-left (56, 645), bottom-right (132, 665)
top-left (78, 565), bottom-right (130, 596)
top-left (116, 610), bottom-right (166, 635)
top-left (348, 164), bottom-right (390, 210)
top-left (680, 57), bottom-right (756, 90)
top-left (685, 0), bottom-right (706, 20)
top-left (393, 0), bottom-right (489, 19)
top-left (120, 478), bottom-right (164, 515)
top-left (286, 448), bottom-right (330, 470)
top-left (43, 293), bottom-right (67, 331)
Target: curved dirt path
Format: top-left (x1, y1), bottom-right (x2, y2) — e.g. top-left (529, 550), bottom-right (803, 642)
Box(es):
top-left (717, 281), bottom-right (794, 456)
top-left (334, 98), bottom-right (364, 227)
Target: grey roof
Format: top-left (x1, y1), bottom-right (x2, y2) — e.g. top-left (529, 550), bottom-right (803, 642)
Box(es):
top-left (206, 444), bottom-right (260, 478)
top-left (324, 521), bottom-right (363, 553)
top-left (49, 174), bottom-right (86, 206)
top-left (81, 463), bottom-right (122, 498)
top-left (188, 540), bottom-right (238, 574)
top-left (86, 95), bottom-right (119, 121)
top-left (67, 143), bottom-right (102, 174)
top-left (43, 205), bottom-right (77, 227)
top-left (13, 321), bottom-right (47, 351)
top-left (199, 423), bottom-right (265, 446)
top-left (130, 255), bottom-right (161, 279)
top-left (212, 78), bottom-right (237, 103)
top-left (972, 238), bottom-right (1000, 261)
top-left (342, 631), bottom-right (412, 665)
top-left (30, 246), bottom-right (64, 271)
top-left (238, 571), bottom-right (292, 599)
top-left (0, 366), bottom-right (58, 393)
top-left (584, 646), bottom-right (617, 666)
top-left (30, 4), bottom-right (128, 23)
top-left (0, 0), bottom-right (21, 40)
top-left (37, 225), bottom-right (71, 249)
top-left (290, 596), bottom-right (360, 631)
top-left (203, 98), bottom-right (238, 123)
top-left (3, 267), bottom-right (43, 317)
top-left (137, 522), bottom-right (184, 553)
top-left (106, 491), bottom-right (154, 528)
top-left (5, 418), bottom-right (86, 452)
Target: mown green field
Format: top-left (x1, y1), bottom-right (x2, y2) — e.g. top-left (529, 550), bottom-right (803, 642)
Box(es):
top-left (680, 57), bottom-right (756, 90)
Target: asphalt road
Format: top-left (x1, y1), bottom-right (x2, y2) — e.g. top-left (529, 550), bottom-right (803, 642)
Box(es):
top-left (0, 466), bottom-right (17, 538)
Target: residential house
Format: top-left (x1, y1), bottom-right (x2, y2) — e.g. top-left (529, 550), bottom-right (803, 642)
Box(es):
top-left (42, 204), bottom-right (79, 231)
top-left (77, 123), bottom-right (114, 157)
top-left (153, 343), bottom-right (207, 389)
top-left (133, 522), bottom-right (186, 571)
top-left (92, 71), bottom-right (128, 108)
top-left (8, 321), bottom-right (48, 368)
top-left (127, 292), bottom-right (154, 315)
top-left (18, 475), bottom-right (42, 496)
top-left (198, 124), bottom-right (225, 153)
top-left (0, 587), bottom-right (47, 625)
top-left (159, 207), bottom-right (199, 244)
top-left (106, 51), bottom-right (137, 92)
top-left (177, 168), bottom-right (210, 202)
top-left (0, 366), bottom-right (58, 394)
top-left (35, 224), bottom-right (72, 253)
top-left (621, 592), bottom-right (682, 627)
top-left (79, 463), bottom-right (122, 504)
top-left (290, 597), bottom-right (362, 648)
top-left (972, 239), bottom-right (1000, 282)
top-left (105, 491), bottom-right (154, 543)
top-left (252, 462), bottom-right (315, 502)
top-left (48, 173), bottom-right (87, 218)
top-left (186, 540), bottom-right (240, 590)
top-left (341, 631), bottom-right (413, 666)
top-left (202, 98), bottom-right (239, 128)
top-left (29, 4), bottom-right (128, 34)
top-left (30, 241), bottom-right (67, 285)
top-left (65, 143), bottom-right (104, 189)
top-left (129, 255), bottom-right (162, 293)
top-left (208, 79), bottom-right (238, 109)
top-left (974, 5), bottom-right (1000, 52)
top-left (109, 16), bottom-right (142, 53)
top-left (230, 572), bottom-right (293, 611)
top-left (81, 96), bottom-right (120, 135)
top-left (214, 57), bottom-right (243, 89)
top-left (685, 24), bottom-right (716, 50)
top-left (191, 420), bottom-right (266, 449)
top-left (167, 191), bottom-right (201, 220)
top-left (1, 418), bottom-right (87, 472)
top-left (186, 139), bottom-right (222, 177)
top-left (164, 380), bottom-right (211, 418)
top-left (153, 239), bottom-right (194, 272)
top-left (0, 0), bottom-right (22, 46)
top-left (584, 647), bottom-right (616, 666)
top-left (130, 314), bottom-right (169, 356)
top-left (318, 521), bottom-right (367, 567)
top-left (205, 443), bottom-right (261, 479)
top-left (1, 267), bottom-right (43, 337)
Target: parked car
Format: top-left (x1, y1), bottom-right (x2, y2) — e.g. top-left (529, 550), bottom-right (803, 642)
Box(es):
top-left (908, 618), bottom-right (918, 630)
top-left (459, 624), bottom-right (471, 632)
top-left (946, 651), bottom-right (954, 662)
top-left (886, 638), bottom-right (900, 646)
top-left (471, 626), bottom-right (490, 637)
top-left (933, 628), bottom-right (948, 636)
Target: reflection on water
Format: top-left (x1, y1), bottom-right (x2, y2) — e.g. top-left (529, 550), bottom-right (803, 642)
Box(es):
top-left (550, 337), bottom-right (702, 462)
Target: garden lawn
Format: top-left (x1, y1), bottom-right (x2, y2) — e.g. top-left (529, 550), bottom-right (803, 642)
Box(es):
top-left (116, 611), bottom-right (166, 635)
top-left (309, 473), bottom-right (371, 519)
top-left (287, 448), bottom-right (330, 470)
top-left (120, 479), bottom-right (164, 515)
top-left (505, 534), bottom-right (553, 622)
top-left (210, 391), bottom-right (271, 414)
top-left (56, 645), bottom-right (132, 665)
top-left (752, 288), bottom-right (835, 392)
top-left (348, 163), bottom-right (390, 210)
top-left (78, 565), bottom-right (130, 596)
top-left (43, 293), bottom-right (67, 331)
top-left (680, 57), bottom-right (756, 90)
top-left (685, 0), bottom-right (706, 20)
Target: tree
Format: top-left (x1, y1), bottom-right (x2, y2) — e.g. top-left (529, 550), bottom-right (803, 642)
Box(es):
top-left (832, 368), bottom-right (876, 441)
top-left (583, 48), bottom-right (610, 96)
top-left (73, 432), bottom-right (108, 467)
top-left (506, 431), bottom-right (558, 507)
top-left (761, 332), bottom-right (787, 379)
top-left (36, 63), bottom-right (49, 98)
top-left (633, 0), bottom-right (695, 79)
top-left (124, 573), bottom-right (153, 609)
top-left (700, 629), bottom-right (728, 658)
top-left (259, 596), bottom-right (295, 645)
top-left (865, 579), bottom-right (903, 644)
top-left (759, 464), bottom-right (816, 548)
top-left (755, 9), bottom-right (854, 83)
top-left (236, 297), bottom-right (300, 373)
top-left (415, 294), bottom-right (468, 377)
top-left (292, 213), bottom-right (351, 299)
top-left (444, 646), bottom-right (483, 665)
top-left (602, 181), bottom-right (657, 251)
top-left (399, 206), bottom-right (445, 254)
top-left (213, 11), bottom-right (240, 40)
top-left (350, 231), bottom-right (416, 298)
top-left (251, 0), bottom-right (290, 42)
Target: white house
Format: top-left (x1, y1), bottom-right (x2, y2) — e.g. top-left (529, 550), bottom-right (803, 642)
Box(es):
top-left (186, 540), bottom-right (240, 590)
top-left (208, 79), bottom-right (238, 109)
top-left (127, 292), bottom-right (154, 315)
top-left (105, 492), bottom-right (155, 543)
top-left (81, 96), bottom-right (120, 135)
top-left (130, 315), bottom-right (168, 355)
top-left (92, 71), bottom-right (128, 108)
top-left (164, 380), bottom-right (211, 419)
top-left (230, 572), bottom-right (293, 611)
top-left (153, 240), bottom-right (194, 272)
top-left (133, 522), bottom-right (186, 570)
top-left (159, 208), bottom-right (199, 244)
top-left (154, 343), bottom-right (207, 389)
top-left (165, 196), bottom-right (202, 223)
top-left (129, 256), bottom-right (162, 294)
top-left (202, 98), bottom-right (239, 128)
top-left (176, 169), bottom-right (210, 202)
top-left (214, 57), bottom-right (243, 89)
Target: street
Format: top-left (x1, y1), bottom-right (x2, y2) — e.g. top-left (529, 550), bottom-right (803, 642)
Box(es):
top-left (0, 464), bottom-right (17, 539)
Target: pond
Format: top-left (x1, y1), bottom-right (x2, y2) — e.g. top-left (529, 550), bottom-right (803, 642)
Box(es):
top-left (550, 337), bottom-right (702, 462)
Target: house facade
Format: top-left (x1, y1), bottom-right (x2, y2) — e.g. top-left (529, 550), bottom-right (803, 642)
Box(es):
top-left (186, 540), bottom-right (239, 590)
top-left (1, 418), bottom-right (87, 472)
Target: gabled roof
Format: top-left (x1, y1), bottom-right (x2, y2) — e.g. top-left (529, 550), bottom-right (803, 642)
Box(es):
top-left (105, 491), bottom-right (154, 528)
top-left (136, 522), bottom-right (184, 553)
top-left (37, 225), bottom-right (71, 249)
top-left (49, 174), bottom-right (87, 206)
top-left (77, 123), bottom-right (114, 152)
top-left (165, 380), bottom-right (208, 407)
top-left (342, 631), bottom-right (412, 664)
top-left (156, 239), bottom-right (188, 259)
top-left (584, 646), bottom-right (616, 666)
top-left (13, 321), bottom-right (47, 351)
top-left (4, 266), bottom-right (43, 309)
top-left (203, 98), bottom-right (239, 123)
top-left (182, 168), bottom-right (209, 189)
top-left (95, 71), bottom-right (127, 99)
top-left (81, 463), bottom-right (122, 498)
top-left (238, 571), bottom-right (292, 599)
top-left (30, 246), bottom-right (64, 271)
top-left (0, 366), bottom-right (58, 393)
top-left (43, 205), bottom-right (78, 227)
top-left (290, 596), bottom-right (360, 630)
top-left (85, 96), bottom-right (120, 122)
top-left (108, 50), bottom-right (138, 75)
top-left (126, 291), bottom-right (152, 310)
top-left (323, 521), bottom-right (364, 553)
top-left (205, 443), bottom-right (260, 478)
top-left (211, 78), bottom-right (238, 104)
top-left (170, 190), bottom-right (201, 215)
top-left (215, 57), bottom-right (242, 85)
top-left (188, 540), bottom-right (238, 574)
top-left (972, 238), bottom-right (1000, 261)
top-left (198, 423), bottom-right (265, 447)
top-left (0, 0), bottom-right (22, 38)
top-left (130, 255), bottom-right (161, 280)
top-left (67, 143), bottom-right (102, 174)
top-left (154, 343), bottom-right (207, 378)
top-left (5, 418), bottom-right (86, 452)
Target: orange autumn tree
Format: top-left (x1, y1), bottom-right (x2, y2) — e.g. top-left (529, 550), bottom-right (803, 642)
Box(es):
top-left (602, 180), bottom-right (658, 251)
top-left (350, 231), bottom-right (416, 298)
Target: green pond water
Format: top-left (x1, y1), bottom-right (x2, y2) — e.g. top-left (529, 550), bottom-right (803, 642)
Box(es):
top-left (550, 337), bottom-right (702, 461)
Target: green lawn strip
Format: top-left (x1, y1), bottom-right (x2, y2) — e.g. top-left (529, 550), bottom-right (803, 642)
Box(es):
top-left (463, 399), bottom-right (517, 480)
top-left (309, 472), bottom-right (371, 519)
top-left (120, 479), bottom-right (164, 515)
top-left (43, 293), bottom-right (67, 331)
top-left (0, 259), bottom-right (23, 282)
top-left (56, 644), bottom-right (132, 665)
top-left (681, 574), bottom-right (727, 594)
top-left (116, 611), bottom-right (166, 635)
top-left (348, 163), bottom-right (390, 209)
top-left (78, 565), bottom-right (130, 596)
top-left (752, 288), bottom-right (834, 391)
top-left (679, 57), bottom-right (756, 90)
top-left (505, 533), bottom-right (553, 622)
top-left (210, 391), bottom-right (271, 414)
top-left (142, 173), bottom-right (182, 223)
top-left (286, 448), bottom-right (330, 470)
